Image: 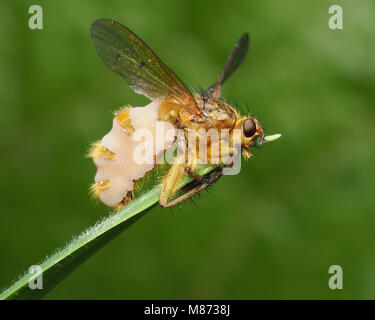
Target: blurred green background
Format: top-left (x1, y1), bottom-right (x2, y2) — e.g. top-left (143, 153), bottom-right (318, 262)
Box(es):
top-left (1, 0), bottom-right (374, 299)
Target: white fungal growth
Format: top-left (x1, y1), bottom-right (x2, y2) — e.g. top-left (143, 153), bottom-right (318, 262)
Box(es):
top-left (93, 101), bottom-right (175, 207)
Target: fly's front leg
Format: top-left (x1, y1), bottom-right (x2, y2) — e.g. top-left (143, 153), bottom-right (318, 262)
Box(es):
top-left (184, 167), bottom-right (204, 183)
top-left (184, 166), bottom-right (223, 184)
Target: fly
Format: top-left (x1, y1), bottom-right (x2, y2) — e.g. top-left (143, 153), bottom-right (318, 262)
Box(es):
top-left (89, 19), bottom-right (280, 210)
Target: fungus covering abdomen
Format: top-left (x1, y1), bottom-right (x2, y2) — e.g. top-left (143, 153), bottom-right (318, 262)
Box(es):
top-left (92, 101), bottom-right (176, 207)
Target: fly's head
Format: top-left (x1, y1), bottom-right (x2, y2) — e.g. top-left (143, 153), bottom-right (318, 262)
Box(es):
top-left (233, 116), bottom-right (264, 159)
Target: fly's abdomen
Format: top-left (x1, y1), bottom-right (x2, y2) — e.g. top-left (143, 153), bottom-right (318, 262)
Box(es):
top-left (89, 101), bottom-right (176, 209)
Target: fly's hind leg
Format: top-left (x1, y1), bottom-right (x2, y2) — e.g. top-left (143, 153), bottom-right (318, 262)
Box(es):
top-left (159, 165), bottom-right (224, 208)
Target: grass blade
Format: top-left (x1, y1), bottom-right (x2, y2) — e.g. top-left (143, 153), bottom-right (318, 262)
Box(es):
top-left (0, 165), bottom-right (215, 300)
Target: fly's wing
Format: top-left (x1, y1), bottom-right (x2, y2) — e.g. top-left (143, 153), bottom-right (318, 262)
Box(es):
top-left (203, 33), bottom-right (249, 98)
top-left (90, 19), bottom-right (201, 116)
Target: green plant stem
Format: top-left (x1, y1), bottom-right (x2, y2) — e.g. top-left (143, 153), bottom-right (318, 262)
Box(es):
top-left (0, 165), bottom-right (216, 300)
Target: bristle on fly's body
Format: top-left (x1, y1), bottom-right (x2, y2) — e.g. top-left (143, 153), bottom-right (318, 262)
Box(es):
top-left (88, 141), bottom-right (115, 160)
top-left (90, 180), bottom-right (110, 198)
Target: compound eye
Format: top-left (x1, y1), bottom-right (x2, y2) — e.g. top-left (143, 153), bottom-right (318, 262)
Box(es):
top-left (243, 118), bottom-right (257, 138)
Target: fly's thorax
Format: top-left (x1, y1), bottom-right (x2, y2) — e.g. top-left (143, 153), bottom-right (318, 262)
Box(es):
top-left (197, 95), bottom-right (238, 121)
top-left (180, 95), bottom-right (238, 131)
top-left (166, 96), bottom-right (243, 165)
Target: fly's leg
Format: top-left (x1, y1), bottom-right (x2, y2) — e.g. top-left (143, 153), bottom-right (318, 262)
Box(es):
top-left (159, 140), bottom-right (235, 207)
top-left (184, 167), bottom-right (205, 183)
top-left (159, 163), bottom-right (186, 208)
top-left (159, 166), bottom-right (224, 208)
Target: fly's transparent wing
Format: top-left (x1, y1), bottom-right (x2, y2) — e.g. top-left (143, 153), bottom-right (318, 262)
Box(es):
top-left (90, 19), bottom-right (200, 115)
top-left (204, 33), bottom-right (249, 98)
